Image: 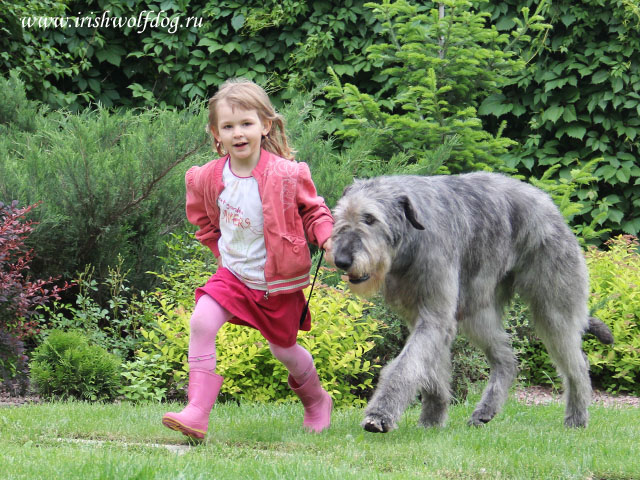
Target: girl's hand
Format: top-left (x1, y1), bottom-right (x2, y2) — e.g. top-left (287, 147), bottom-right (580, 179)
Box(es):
top-left (323, 238), bottom-right (335, 267)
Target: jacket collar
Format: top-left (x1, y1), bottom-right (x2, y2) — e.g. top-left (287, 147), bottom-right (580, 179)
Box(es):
top-left (250, 148), bottom-right (271, 179)
top-left (214, 149), bottom-right (271, 185)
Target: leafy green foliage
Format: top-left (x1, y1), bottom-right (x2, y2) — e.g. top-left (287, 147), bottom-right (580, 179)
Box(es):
top-left (326, 0), bottom-right (548, 174)
top-left (115, 234), bottom-right (382, 406)
top-left (482, 0), bottom-right (640, 237)
top-left (504, 237), bottom-right (639, 394)
top-left (35, 258), bottom-right (152, 360)
top-left (0, 327), bottom-right (29, 395)
top-left (284, 88), bottom-right (408, 208)
top-left (119, 354), bottom-right (174, 402)
top-left (505, 298), bottom-right (558, 388)
top-left (0, 71), bottom-right (39, 133)
top-left (30, 329), bottom-right (122, 401)
top-left (584, 235), bottom-right (640, 394)
top-left (0, 75), bottom-right (210, 293)
top-left (0, 1), bottom-right (81, 109)
top-left (528, 160), bottom-right (610, 244)
top-left (134, 265), bottom-right (382, 407)
top-left (1, 0), bottom-right (382, 110)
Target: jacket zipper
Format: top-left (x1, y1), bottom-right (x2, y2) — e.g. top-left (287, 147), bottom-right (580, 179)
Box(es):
top-left (255, 170), bottom-right (271, 301)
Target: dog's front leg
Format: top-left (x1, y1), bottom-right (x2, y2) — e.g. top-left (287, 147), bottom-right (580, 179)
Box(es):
top-left (362, 315), bottom-right (455, 433)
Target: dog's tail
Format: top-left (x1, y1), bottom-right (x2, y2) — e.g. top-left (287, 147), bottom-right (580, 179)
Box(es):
top-left (586, 316), bottom-right (614, 344)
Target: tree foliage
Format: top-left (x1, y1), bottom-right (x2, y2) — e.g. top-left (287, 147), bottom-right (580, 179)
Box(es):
top-left (326, 0), bottom-right (549, 174)
top-left (481, 0), bottom-right (640, 237)
top-left (0, 74), bottom-right (210, 292)
top-left (1, 0), bottom-right (382, 110)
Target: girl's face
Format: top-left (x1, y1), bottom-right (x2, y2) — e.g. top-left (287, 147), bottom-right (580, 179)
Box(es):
top-left (212, 99), bottom-right (271, 168)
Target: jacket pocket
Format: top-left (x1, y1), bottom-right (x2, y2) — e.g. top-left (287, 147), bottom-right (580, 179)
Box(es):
top-left (272, 234), bottom-right (311, 278)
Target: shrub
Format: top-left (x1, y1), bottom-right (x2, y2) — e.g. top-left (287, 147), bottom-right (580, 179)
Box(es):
top-left (584, 235), bottom-right (640, 394)
top-left (506, 237), bottom-right (640, 395)
top-left (0, 201), bottom-right (67, 340)
top-left (482, 0), bottom-right (640, 238)
top-left (0, 327), bottom-right (29, 395)
top-left (0, 200), bottom-right (69, 392)
top-left (219, 278), bottom-right (381, 407)
top-left (119, 354), bottom-right (174, 403)
top-left (30, 329), bottom-right (122, 401)
top-left (1, 1), bottom-right (382, 110)
top-left (35, 257), bottom-right (158, 361)
top-left (0, 79), bottom-right (210, 294)
top-left (505, 298), bottom-right (557, 388)
top-left (129, 261), bottom-right (382, 407)
top-left (0, 71), bottom-right (39, 133)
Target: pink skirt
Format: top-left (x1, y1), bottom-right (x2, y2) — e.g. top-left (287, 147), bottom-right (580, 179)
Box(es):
top-left (195, 267), bottom-right (311, 347)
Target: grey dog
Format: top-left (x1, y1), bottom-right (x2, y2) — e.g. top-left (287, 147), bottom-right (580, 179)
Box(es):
top-left (329, 172), bottom-right (613, 432)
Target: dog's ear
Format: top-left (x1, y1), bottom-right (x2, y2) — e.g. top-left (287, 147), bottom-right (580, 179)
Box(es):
top-left (341, 184), bottom-right (353, 198)
top-left (399, 195), bottom-right (425, 230)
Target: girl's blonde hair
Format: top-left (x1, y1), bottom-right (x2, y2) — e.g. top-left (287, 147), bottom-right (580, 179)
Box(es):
top-left (208, 78), bottom-right (294, 160)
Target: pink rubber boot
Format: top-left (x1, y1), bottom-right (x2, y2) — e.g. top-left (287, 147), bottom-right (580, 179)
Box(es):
top-left (162, 369), bottom-right (223, 440)
top-left (288, 367), bottom-right (333, 433)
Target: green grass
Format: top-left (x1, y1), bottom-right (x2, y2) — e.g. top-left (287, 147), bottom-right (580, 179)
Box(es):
top-left (1, 395), bottom-right (638, 480)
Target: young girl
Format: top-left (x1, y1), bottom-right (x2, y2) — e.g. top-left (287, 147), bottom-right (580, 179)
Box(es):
top-left (162, 78), bottom-right (334, 439)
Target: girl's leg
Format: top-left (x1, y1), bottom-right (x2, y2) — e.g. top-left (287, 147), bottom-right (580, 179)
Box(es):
top-left (269, 342), bottom-right (314, 384)
top-left (188, 294), bottom-right (231, 371)
top-left (162, 295), bottom-right (231, 440)
top-left (270, 342), bottom-right (333, 432)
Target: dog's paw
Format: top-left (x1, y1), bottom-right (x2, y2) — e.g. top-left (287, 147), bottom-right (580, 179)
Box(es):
top-left (361, 413), bottom-right (395, 433)
top-left (564, 412), bottom-right (588, 428)
top-left (467, 408), bottom-right (495, 427)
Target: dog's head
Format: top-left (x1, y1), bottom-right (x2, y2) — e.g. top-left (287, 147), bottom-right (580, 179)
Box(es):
top-left (329, 178), bottom-right (424, 296)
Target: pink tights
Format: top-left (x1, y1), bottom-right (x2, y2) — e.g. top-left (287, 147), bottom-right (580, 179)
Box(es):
top-left (188, 294), bottom-right (314, 384)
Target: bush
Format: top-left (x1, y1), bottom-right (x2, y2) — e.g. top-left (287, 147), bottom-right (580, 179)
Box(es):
top-left (1, 1), bottom-right (382, 110)
top-left (482, 0), bottom-right (640, 237)
top-left (505, 298), bottom-right (557, 388)
top-left (0, 327), bottom-right (29, 395)
top-left (506, 237), bottom-right (640, 395)
top-left (35, 257), bottom-right (155, 361)
top-left (219, 276), bottom-right (381, 407)
top-left (1, 200), bottom-right (69, 392)
top-left (0, 71), bottom-right (39, 133)
top-left (0, 76), bottom-right (210, 295)
top-left (584, 235), bottom-right (640, 394)
top-left (30, 329), bottom-right (122, 401)
top-left (125, 241), bottom-right (382, 406)
top-left (0, 201), bottom-right (67, 340)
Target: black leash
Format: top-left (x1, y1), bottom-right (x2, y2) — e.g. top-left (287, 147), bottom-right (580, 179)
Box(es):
top-left (299, 249), bottom-right (324, 327)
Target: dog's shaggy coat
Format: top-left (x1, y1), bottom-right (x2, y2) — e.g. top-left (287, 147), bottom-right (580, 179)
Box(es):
top-left (330, 173), bottom-right (613, 432)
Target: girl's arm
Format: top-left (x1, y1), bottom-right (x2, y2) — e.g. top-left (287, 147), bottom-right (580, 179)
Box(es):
top-left (185, 166), bottom-right (221, 257)
top-left (296, 162), bottom-right (334, 249)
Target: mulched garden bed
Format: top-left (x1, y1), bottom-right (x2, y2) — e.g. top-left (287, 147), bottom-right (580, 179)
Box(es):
top-left (2, 386), bottom-right (638, 408)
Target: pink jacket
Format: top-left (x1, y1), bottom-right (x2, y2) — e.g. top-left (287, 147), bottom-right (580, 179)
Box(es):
top-left (185, 149), bottom-right (334, 296)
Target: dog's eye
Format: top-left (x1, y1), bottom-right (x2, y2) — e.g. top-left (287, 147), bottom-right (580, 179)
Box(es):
top-left (363, 214), bottom-right (377, 226)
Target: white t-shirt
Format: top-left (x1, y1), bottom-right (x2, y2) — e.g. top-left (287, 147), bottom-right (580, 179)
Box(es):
top-left (217, 161), bottom-right (268, 290)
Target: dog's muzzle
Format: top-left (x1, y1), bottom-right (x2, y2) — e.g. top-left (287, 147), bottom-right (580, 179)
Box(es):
top-left (347, 273), bottom-right (370, 284)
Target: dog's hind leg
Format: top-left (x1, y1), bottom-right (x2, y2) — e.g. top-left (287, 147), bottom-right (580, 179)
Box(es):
top-left (532, 307), bottom-right (591, 428)
top-left (463, 304), bottom-right (518, 426)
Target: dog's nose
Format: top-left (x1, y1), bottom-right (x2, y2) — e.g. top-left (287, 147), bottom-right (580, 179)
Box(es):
top-left (334, 252), bottom-right (352, 271)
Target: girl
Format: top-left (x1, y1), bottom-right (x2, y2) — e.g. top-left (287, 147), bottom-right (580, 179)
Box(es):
top-left (162, 78), bottom-right (334, 440)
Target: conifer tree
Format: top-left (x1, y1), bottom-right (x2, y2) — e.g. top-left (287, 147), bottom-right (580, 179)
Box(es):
top-left (327, 0), bottom-right (549, 174)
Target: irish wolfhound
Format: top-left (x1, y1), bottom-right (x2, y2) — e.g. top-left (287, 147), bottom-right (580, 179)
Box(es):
top-left (330, 172), bottom-right (613, 432)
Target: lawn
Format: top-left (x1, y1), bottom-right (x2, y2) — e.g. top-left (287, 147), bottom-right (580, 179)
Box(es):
top-left (1, 394), bottom-right (638, 480)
